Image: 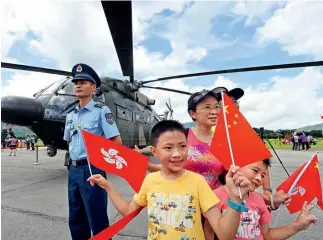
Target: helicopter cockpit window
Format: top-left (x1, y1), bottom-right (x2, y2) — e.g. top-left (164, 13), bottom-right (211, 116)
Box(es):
top-left (57, 79), bottom-right (75, 95)
top-left (41, 78), bottom-right (66, 95)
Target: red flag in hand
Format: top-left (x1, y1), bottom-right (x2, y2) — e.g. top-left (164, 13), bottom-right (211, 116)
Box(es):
top-left (276, 153), bottom-right (323, 214)
top-left (90, 207), bottom-right (143, 240)
top-left (82, 130), bottom-right (149, 193)
top-left (210, 92), bottom-right (272, 170)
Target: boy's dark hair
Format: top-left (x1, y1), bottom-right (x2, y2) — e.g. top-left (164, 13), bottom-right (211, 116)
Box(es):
top-left (219, 158), bottom-right (272, 185)
top-left (263, 158), bottom-right (271, 167)
top-left (151, 120), bottom-right (187, 147)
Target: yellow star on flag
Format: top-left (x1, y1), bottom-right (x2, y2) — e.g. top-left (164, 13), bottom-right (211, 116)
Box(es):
top-left (235, 114), bottom-right (238, 118)
top-left (315, 162), bottom-right (319, 170)
top-left (224, 105), bottom-right (229, 114)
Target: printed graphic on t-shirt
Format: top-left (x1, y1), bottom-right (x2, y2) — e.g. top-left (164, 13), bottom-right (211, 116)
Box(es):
top-left (147, 192), bottom-right (198, 239)
top-left (222, 209), bottom-right (261, 239)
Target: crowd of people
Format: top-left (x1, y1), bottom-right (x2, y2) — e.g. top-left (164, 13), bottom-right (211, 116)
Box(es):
top-left (290, 132), bottom-right (315, 151)
top-left (62, 63), bottom-right (317, 240)
top-left (1, 128), bottom-right (39, 156)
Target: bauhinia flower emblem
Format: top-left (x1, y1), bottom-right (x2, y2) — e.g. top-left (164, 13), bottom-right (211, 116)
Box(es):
top-left (101, 148), bottom-right (128, 169)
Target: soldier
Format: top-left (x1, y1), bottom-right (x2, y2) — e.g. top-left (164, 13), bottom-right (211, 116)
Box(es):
top-left (63, 63), bottom-right (122, 240)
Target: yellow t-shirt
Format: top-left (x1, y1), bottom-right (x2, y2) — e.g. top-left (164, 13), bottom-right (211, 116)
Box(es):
top-left (133, 170), bottom-right (220, 240)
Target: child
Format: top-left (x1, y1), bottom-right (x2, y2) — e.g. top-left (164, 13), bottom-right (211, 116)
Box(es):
top-left (204, 158), bottom-right (317, 240)
top-left (89, 120), bottom-right (253, 240)
top-left (8, 133), bottom-right (18, 156)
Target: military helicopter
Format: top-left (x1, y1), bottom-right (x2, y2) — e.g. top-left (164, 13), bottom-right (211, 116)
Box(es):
top-left (1, 1), bottom-right (323, 158)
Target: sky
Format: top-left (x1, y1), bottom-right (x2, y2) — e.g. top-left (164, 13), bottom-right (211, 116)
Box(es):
top-left (2, 0), bottom-right (323, 130)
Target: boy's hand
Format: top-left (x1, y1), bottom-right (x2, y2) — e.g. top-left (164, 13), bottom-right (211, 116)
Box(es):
top-left (273, 190), bottom-right (292, 208)
top-left (294, 201), bottom-right (317, 231)
top-left (87, 174), bottom-right (111, 191)
top-left (133, 145), bottom-right (140, 153)
top-left (226, 165), bottom-right (252, 203)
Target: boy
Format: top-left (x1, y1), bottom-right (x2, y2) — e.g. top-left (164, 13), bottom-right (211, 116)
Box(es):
top-left (89, 120), bottom-right (253, 240)
top-left (204, 159), bottom-right (317, 240)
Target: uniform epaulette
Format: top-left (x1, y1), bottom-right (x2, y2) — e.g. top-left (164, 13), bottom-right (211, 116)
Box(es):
top-left (94, 102), bottom-right (105, 108)
top-left (67, 108), bottom-right (75, 113)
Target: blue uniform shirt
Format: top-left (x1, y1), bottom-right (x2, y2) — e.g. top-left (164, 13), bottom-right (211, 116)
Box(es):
top-left (63, 99), bottom-right (120, 160)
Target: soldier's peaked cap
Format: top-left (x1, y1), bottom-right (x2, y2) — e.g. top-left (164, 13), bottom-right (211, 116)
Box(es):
top-left (71, 63), bottom-right (101, 87)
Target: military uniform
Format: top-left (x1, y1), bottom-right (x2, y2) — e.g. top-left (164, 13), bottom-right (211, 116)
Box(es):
top-left (63, 63), bottom-right (120, 240)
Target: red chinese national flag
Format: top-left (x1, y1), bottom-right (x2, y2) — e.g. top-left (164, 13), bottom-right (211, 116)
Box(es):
top-left (82, 130), bottom-right (149, 193)
top-left (276, 154), bottom-right (323, 214)
top-left (210, 92), bottom-right (272, 170)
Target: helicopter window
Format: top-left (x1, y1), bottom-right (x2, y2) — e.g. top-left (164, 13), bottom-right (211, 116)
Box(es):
top-left (57, 79), bottom-right (75, 95)
top-left (116, 105), bottom-right (133, 121)
top-left (41, 79), bottom-right (66, 95)
top-left (135, 112), bottom-right (145, 123)
top-left (135, 113), bottom-right (140, 122)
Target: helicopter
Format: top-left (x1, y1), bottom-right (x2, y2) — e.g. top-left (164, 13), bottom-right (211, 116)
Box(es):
top-left (1, 1), bottom-right (323, 159)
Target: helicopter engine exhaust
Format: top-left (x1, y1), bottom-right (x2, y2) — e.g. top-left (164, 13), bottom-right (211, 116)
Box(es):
top-left (1, 96), bottom-right (44, 126)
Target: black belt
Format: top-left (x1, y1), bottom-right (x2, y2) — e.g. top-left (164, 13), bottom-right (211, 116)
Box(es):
top-left (71, 159), bottom-right (88, 166)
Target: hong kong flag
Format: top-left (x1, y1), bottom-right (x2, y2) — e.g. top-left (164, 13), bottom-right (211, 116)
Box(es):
top-left (82, 130), bottom-right (149, 193)
top-left (276, 153), bottom-right (323, 214)
top-left (210, 92), bottom-right (272, 170)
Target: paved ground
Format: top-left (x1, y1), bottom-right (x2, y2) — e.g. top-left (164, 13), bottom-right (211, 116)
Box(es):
top-left (1, 148), bottom-right (323, 240)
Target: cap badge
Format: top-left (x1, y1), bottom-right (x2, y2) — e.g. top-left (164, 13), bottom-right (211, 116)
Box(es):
top-left (76, 65), bottom-right (82, 72)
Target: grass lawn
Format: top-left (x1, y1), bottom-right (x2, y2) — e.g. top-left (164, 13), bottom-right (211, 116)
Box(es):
top-left (264, 138), bottom-right (323, 149)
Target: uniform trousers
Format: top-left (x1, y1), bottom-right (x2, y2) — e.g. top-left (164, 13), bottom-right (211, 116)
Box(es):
top-left (68, 162), bottom-right (110, 240)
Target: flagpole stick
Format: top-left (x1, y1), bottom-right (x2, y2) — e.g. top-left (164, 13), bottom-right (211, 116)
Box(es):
top-left (81, 130), bottom-right (93, 176)
top-left (287, 151), bottom-right (317, 194)
top-left (220, 91), bottom-right (244, 201)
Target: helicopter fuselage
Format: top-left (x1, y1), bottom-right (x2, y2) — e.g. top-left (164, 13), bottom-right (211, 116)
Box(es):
top-left (1, 77), bottom-right (161, 154)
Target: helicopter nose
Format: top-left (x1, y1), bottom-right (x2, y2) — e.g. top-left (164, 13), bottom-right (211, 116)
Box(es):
top-left (1, 96), bottom-right (44, 126)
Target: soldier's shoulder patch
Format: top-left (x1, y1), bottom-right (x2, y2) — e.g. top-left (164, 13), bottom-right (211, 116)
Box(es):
top-left (94, 102), bottom-right (105, 108)
top-left (105, 112), bottom-right (114, 124)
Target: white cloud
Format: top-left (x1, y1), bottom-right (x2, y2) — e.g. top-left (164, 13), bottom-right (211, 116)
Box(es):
top-left (242, 67), bottom-right (323, 129)
top-left (134, 41), bottom-right (207, 77)
top-left (162, 1), bottom-right (235, 50)
top-left (2, 2), bottom-right (28, 57)
top-left (256, 0), bottom-right (323, 59)
top-left (232, 1), bottom-right (283, 26)
top-left (1, 72), bottom-right (62, 98)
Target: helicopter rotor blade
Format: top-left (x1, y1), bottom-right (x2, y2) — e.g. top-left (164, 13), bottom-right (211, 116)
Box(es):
top-left (101, 1), bottom-right (134, 83)
top-left (1, 62), bottom-right (72, 76)
top-left (140, 86), bottom-right (192, 95)
top-left (142, 61), bottom-right (323, 84)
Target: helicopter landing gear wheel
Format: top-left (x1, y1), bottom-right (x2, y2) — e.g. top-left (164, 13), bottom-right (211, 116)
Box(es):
top-left (46, 146), bottom-right (57, 157)
top-left (64, 151), bottom-right (70, 171)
